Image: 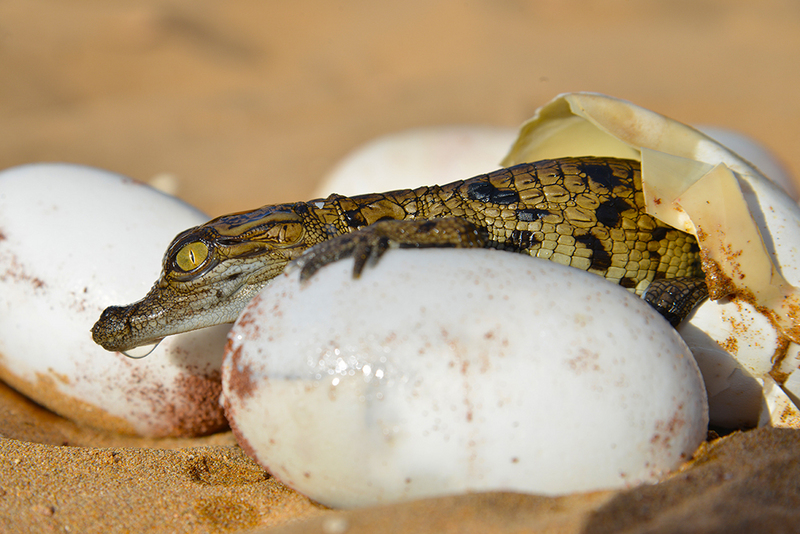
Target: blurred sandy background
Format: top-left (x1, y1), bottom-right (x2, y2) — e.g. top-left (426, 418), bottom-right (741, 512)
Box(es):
top-left (2, 1), bottom-right (798, 217)
top-left (2, 1), bottom-right (800, 533)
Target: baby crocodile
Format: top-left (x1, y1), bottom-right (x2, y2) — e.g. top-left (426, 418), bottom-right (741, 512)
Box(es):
top-left (92, 156), bottom-right (707, 353)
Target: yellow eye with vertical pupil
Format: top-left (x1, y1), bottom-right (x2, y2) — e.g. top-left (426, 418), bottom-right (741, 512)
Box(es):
top-left (175, 241), bottom-right (209, 272)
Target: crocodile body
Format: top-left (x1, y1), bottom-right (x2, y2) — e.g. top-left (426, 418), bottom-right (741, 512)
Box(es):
top-left (92, 157), bottom-right (705, 353)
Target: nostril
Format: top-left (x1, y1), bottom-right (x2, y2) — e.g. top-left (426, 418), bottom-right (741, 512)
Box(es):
top-left (91, 305), bottom-right (131, 346)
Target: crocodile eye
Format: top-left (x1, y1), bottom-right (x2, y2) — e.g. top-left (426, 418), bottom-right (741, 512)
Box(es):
top-left (175, 241), bottom-right (209, 272)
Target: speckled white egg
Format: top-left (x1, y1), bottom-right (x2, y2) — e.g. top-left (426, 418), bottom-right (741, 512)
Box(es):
top-left (221, 248), bottom-right (708, 508)
top-left (0, 164), bottom-right (231, 437)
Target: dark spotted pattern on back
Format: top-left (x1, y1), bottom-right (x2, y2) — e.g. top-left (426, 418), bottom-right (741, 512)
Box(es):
top-left (579, 162), bottom-right (630, 189)
top-left (466, 180), bottom-right (521, 205)
top-left (650, 226), bottom-right (669, 241)
top-left (517, 208), bottom-right (551, 222)
top-left (595, 198), bottom-right (635, 227)
top-left (574, 233), bottom-right (613, 271)
top-left (619, 276), bottom-right (638, 289)
top-left (344, 209), bottom-right (368, 228)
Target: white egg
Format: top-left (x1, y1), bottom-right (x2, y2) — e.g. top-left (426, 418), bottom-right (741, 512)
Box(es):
top-left (315, 126), bottom-right (517, 197)
top-left (221, 248), bottom-right (708, 508)
top-left (0, 164), bottom-right (231, 437)
top-left (693, 126), bottom-right (797, 201)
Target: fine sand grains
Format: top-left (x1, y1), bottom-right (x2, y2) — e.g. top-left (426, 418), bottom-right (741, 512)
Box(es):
top-left (0, 439), bottom-right (326, 533)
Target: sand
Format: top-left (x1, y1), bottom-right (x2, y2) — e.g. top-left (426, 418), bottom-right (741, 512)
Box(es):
top-left (3, 374), bottom-right (800, 533)
top-left (1, 1), bottom-right (800, 532)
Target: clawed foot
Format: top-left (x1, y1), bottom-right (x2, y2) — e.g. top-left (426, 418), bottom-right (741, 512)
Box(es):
top-left (291, 217), bottom-right (487, 282)
top-left (643, 277), bottom-right (709, 326)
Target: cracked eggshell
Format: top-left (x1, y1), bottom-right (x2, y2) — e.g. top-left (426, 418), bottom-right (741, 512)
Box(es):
top-left (221, 248), bottom-right (708, 508)
top-left (0, 164), bottom-right (231, 437)
top-left (500, 92), bottom-right (800, 428)
top-left (675, 178), bottom-right (800, 428)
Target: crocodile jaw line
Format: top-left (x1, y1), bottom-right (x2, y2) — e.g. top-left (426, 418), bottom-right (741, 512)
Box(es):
top-left (92, 264), bottom-right (278, 352)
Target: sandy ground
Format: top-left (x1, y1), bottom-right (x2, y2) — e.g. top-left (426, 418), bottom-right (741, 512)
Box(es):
top-left (1, 1), bottom-right (800, 532)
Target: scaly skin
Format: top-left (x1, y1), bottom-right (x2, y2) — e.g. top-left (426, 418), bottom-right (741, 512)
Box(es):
top-left (92, 157), bottom-right (705, 352)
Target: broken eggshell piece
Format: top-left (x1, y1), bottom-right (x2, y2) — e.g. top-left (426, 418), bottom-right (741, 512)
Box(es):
top-left (0, 164), bottom-right (231, 437)
top-left (501, 92), bottom-right (800, 427)
top-left (222, 248), bottom-right (708, 508)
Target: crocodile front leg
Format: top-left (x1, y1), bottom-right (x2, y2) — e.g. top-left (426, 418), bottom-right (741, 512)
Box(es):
top-left (293, 217), bottom-right (708, 326)
top-left (292, 218), bottom-right (488, 281)
top-left (643, 277), bottom-right (708, 326)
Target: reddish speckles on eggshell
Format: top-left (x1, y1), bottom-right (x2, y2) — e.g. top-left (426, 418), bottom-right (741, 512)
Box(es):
top-left (225, 344), bottom-right (258, 400)
top-left (222, 395), bottom-right (264, 468)
top-left (168, 370), bottom-right (227, 436)
top-left (0, 250), bottom-right (48, 291)
top-left (566, 348), bottom-right (602, 374)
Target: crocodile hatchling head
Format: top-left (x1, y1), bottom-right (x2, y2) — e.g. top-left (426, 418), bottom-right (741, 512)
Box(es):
top-left (91, 204), bottom-right (313, 354)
